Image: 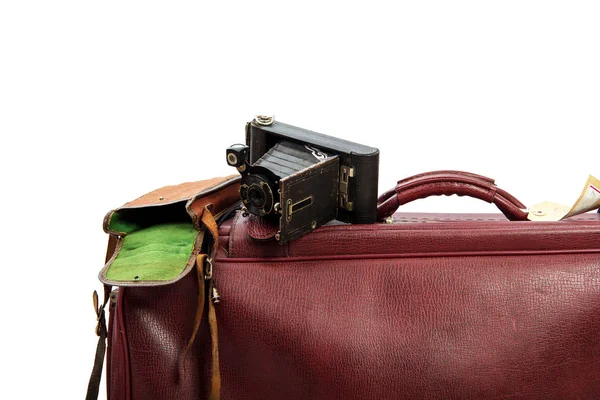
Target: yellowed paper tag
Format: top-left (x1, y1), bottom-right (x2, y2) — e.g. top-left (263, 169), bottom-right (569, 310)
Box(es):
top-left (527, 201), bottom-right (570, 221)
top-left (563, 175), bottom-right (600, 218)
top-left (528, 175), bottom-right (600, 221)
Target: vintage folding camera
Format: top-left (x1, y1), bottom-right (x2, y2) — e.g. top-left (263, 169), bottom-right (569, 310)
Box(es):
top-left (226, 116), bottom-right (380, 243)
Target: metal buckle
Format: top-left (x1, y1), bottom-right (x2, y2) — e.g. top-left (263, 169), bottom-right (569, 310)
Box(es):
top-left (204, 258), bottom-right (213, 281)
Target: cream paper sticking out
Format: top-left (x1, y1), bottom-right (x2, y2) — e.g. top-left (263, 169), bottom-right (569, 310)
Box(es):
top-left (528, 175), bottom-right (600, 221)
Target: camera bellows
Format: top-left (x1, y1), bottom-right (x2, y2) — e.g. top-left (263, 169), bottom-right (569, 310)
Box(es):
top-left (238, 141), bottom-right (332, 220)
top-left (254, 141), bottom-right (328, 178)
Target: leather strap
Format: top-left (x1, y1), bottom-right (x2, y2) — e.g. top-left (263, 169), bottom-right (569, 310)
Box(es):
top-left (377, 171), bottom-right (528, 221)
top-left (378, 171), bottom-right (495, 204)
top-left (247, 214), bottom-right (279, 241)
top-left (181, 254), bottom-right (207, 371)
top-left (85, 235), bottom-right (117, 400)
top-left (201, 208), bottom-right (222, 400)
top-left (85, 287), bottom-right (110, 400)
top-left (86, 235), bottom-right (117, 400)
top-left (89, 194), bottom-right (237, 400)
top-left (180, 208), bottom-right (221, 400)
top-left (207, 280), bottom-right (221, 400)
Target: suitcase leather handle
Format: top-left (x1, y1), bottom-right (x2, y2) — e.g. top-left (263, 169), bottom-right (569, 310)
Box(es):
top-left (377, 171), bottom-right (529, 221)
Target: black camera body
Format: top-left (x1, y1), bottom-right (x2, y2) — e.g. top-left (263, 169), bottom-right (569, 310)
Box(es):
top-left (226, 116), bottom-right (379, 243)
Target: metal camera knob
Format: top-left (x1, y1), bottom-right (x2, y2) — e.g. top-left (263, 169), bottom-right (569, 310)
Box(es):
top-left (254, 115), bottom-right (274, 126)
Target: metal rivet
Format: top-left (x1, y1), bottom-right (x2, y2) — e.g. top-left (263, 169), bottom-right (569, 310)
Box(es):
top-left (385, 216), bottom-right (394, 224)
top-left (159, 196), bottom-right (165, 201)
top-left (133, 276), bottom-right (140, 280)
top-left (311, 221), bottom-right (317, 229)
top-left (534, 210), bottom-right (546, 216)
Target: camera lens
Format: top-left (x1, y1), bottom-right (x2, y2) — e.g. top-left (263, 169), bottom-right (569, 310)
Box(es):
top-left (248, 186), bottom-right (265, 208)
top-left (240, 174), bottom-right (275, 217)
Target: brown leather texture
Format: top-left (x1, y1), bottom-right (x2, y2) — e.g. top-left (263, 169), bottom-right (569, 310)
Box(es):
top-left (105, 209), bottom-right (600, 399)
top-left (99, 176), bottom-right (240, 287)
top-left (188, 181), bottom-right (241, 228)
top-left (123, 176), bottom-right (239, 208)
top-left (104, 175), bottom-right (240, 235)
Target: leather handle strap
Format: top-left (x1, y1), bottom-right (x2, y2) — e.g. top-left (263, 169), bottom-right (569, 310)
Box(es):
top-left (377, 171), bottom-right (529, 221)
top-left (378, 170), bottom-right (495, 204)
top-left (86, 235), bottom-right (117, 400)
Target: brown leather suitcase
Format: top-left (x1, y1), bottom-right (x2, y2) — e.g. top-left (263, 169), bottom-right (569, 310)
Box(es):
top-left (88, 172), bottom-right (600, 400)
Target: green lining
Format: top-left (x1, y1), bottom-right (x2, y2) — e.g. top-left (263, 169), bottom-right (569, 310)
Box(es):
top-left (105, 222), bottom-right (197, 281)
top-left (108, 201), bottom-right (191, 234)
top-left (108, 211), bottom-right (144, 234)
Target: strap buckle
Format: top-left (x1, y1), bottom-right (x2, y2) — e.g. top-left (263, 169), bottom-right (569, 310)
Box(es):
top-left (92, 290), bottom-right (107, 336)
top-left (204, 257), bottom-right (213, 281)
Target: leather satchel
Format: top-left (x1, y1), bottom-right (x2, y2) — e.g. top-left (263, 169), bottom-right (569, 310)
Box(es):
top-left (88, 171), bottom-right (600, 400)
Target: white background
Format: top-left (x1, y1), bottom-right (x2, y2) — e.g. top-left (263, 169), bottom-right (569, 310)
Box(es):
top-left (1, 1), bottom-right (599, 398)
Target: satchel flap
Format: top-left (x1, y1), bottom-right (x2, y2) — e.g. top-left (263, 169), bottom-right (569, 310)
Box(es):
top-left (100, 175), bottom-right (240, 286)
